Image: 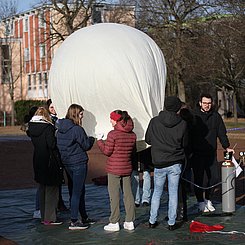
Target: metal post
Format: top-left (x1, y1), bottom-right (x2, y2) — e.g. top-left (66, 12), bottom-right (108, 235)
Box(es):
top-left (3, 111), bottom-right (6, 127)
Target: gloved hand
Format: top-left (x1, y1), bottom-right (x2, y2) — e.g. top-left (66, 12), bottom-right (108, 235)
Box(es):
top-left (96, 133), bottom-right (104, 140)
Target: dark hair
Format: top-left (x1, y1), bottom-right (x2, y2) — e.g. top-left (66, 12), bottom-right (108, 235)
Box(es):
top-left (24, 106), bottom-right (38, 123)
top-left (199, 93), bottom-right (213, 102)
top-left (47, 99), bottom-right (52, 108)
top-left (66, 104), bottom-right (84, 125)
top-left (113, 110), bottom-right (131, 124)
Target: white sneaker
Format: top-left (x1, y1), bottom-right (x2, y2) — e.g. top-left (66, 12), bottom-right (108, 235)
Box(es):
top-left (104, 222), bottom-right (120, 232)
top-left (205, 199), bottom-right (215, 212)
top-left (123, 221), bottom-right (135, 231)
top-left (198, 202), bottom-right (209, 213)
top-left (33, 210), bottom-right (41, 219)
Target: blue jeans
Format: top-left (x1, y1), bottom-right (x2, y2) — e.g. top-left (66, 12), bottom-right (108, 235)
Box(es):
top-left (149, 164), bottom-right (181, 226)
top-left (65, 164), bottom-right (88, 221)
top-left (132, 170), bottom-right (151, 204)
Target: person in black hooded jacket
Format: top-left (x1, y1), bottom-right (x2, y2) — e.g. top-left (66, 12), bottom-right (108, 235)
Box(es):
top-left (28, 107), bottom-right (63, 225)
top-left (146, 96), bottom-right (187, 231)
top-left (189, 93), bottom-right (234, 213)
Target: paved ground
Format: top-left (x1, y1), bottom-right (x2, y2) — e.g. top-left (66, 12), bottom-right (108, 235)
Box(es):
top-left (1, 185), bottom-right (245, 245)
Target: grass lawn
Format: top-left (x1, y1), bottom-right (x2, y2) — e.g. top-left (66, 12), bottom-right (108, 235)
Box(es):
top-left (224, 118), bottom-right (245, 129)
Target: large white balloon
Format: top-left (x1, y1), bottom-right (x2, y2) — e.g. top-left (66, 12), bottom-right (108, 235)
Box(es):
top-left (49, 23), bottom-right (166, 141)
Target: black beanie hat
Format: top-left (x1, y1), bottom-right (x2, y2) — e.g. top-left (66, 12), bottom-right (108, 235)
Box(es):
top-left (164, 96), bottom-right (182, 112)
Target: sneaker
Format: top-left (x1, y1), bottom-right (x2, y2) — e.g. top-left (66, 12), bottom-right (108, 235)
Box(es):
top-left (69, 220), bottom-right (89, 230)
top-left (168, 223), bottom-right (179, 231)
top-left (33, 210), bottom-right (41, 219)
top-left (82, 217), bottom-right (96, 225)
top-left (149, 221), bottom-right (159, 228)
top-left (43, 220), bottom-right (63, 225)
top-left (104, 222), bottom-right (120, 232)
top-left (205, 199), bottom-right (215, 212)
top-left (123, 221), bottom-right (135, 231)
top-left (135, 203), bottom-right (140, 208)
top-left (198, 202), bottom-right (209, 213)
top-left (142, 202), bottom-right (150, 207)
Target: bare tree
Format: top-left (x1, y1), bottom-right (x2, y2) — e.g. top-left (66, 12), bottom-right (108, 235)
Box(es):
top-left (136, 0), bottom-right (220, 101)
top-left (181, 0), bottom-right (245, 121)
top-left (35, 0), bottom-right (103, 47)
top-left (0, 0), bottom-right (17, 19)
top-left (0, 0), bottom-right (20, 126)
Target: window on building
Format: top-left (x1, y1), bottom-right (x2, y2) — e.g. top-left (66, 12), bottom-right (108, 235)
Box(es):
top-left (5, 21), bottom-right (14, 36)
top-left (92, 5), bottom-right (102, 24)
top-left (1, 45), bottom-right (10, 84)
top-left (28, 74), bottom-right (31, 90)
top-left (39, 44), bottom-right (46, 58)
top-left (33, 74), bottom-right (36, 89)
top-left (39, 11), bottom-right (44, 27)
top-left (44, 72), bottom-right (48, 89)
top-left (24, 17), bottom-right (28, 32)
top-left (24, 48), bottom-right (29, 61)
top-left (38, 73), bottom-right (42, 89)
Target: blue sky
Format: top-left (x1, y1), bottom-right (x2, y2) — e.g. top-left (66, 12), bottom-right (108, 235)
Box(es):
top-left (17, 0), bottom-right (119, 12)
top-left (17, 0), bottom-right (39, 12)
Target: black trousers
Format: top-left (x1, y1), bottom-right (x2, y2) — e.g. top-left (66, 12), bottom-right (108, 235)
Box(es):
top-left (190, 154), bottom-right (220, 202)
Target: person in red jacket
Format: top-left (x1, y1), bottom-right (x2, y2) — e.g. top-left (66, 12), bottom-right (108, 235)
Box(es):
top-left (97, 110), bottom-right (137, 232)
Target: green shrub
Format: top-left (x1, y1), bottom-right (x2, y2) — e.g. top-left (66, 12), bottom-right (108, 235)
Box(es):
top-left (15, 100), bottom-right (46, 125)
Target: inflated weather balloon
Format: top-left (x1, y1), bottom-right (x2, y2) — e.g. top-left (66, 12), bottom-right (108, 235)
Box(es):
top-left (49, 23), bottom-right (166, 142)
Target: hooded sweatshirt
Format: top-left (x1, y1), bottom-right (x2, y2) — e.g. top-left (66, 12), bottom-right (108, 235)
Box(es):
top-left (145, 110), bottom-right (187, 168)
top-left (97, 118), bottom-right (136, 176)
top-left (56, 118), bottom-right (94, 165)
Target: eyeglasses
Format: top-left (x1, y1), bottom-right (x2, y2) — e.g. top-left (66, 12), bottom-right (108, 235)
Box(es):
top-left (201, 102), bottom-right (212, 105)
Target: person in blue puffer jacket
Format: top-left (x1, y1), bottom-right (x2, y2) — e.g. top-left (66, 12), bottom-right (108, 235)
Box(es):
top-left (56, 104), bottom-right (95, 230)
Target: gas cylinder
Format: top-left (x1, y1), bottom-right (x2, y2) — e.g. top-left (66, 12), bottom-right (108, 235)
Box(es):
top-left (222, 151), bottom-right (235, 213)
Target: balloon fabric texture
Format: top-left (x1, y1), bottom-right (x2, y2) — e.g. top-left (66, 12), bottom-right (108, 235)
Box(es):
top-left (49, 23), bottom-right (166, 141)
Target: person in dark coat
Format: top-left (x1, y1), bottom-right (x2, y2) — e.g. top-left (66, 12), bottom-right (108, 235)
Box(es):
top-left (97, 110), bottom-right (137, 232)
top-left (189, 93), bottom-right (234, 213)
top-left (56, 104), bottom-right (95, 230)
top-left (28, 107), bottom-right (63, 225)
top-left (131, 147), bottom-right (153, 207)
top-left (23, 106), bottom-right (41, 219)
top-left (146, 96), bottom-right (187, 231)
top-left (47, 99), bottom-right (70, 212)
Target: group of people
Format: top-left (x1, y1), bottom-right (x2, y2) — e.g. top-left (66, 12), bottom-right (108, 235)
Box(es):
top-left (25, 92), bottom-right (233, 232)
top-left (146, 94), bottom-right (234, 231)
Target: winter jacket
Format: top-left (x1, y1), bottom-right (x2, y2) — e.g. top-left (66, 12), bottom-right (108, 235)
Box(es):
top-left (189, 108), bottom-right (230, 156)
top-left (97, 118), bottom-right (136, 176)
top-left (56, 118), bottom-right (94, 165)
top-left (28, 117), bottom-right (63, 186)
top-left (145, 110), bottom-right (187, 168)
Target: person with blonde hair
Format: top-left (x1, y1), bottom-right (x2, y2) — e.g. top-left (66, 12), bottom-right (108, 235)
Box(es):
top-left (28, 107), bottom-right (64, 225)
top-left (56, 104), bottom-right (95, 230)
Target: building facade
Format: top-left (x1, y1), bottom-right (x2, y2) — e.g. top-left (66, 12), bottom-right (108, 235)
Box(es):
top-left (0, 3), bottom-right (135, 114)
